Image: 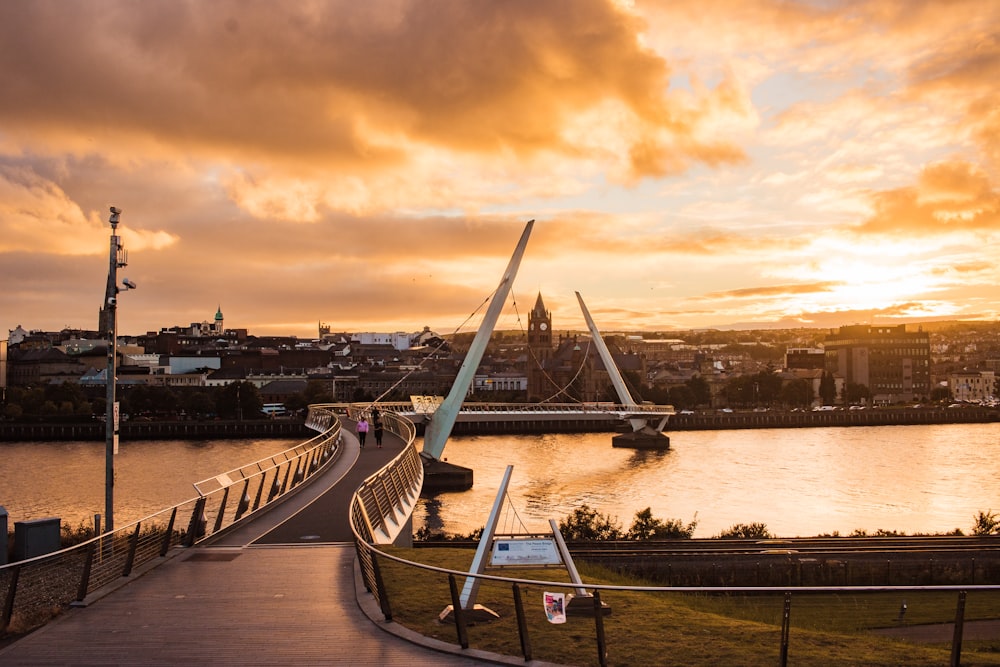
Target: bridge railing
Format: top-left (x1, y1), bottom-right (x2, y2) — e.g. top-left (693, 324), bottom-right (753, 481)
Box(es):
top-left (345, 404), bottom-right (422, 549)
top-left (361, 400), bottom-right (674, 415)
top-left (351, 537), bottom-right (996, 666)
top-left (0, 406), bottom-right (343, 637)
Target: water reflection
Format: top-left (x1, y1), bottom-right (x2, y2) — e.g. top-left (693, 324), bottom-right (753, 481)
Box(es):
top-left (413, 423), bottom-right (1000, 539)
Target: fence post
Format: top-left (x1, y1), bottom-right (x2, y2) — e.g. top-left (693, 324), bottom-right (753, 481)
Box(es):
top-left (185, 497), bottom-right (207, 547)
top-left (160, 508), bottom-right (177, 557)
top-left (2, 564), bottom-right (19, 631)
top-left (593, 590), bottom-right (608, 667)
top-left (369, 550), bottom-right (393, 621)
top-left (950, 590), bottom-right (967, 667)
top-left (122, 522), bottom-right (141, 576)
top-left (252, 472), bottom-right (268, 511)
top-left (447, 574), bottom-right (469, 649)
top-left (76, 542), bottom-right (97, 602)
top-left (780, 591), bottom-right (792, 667)
top-left (235, 480), bottom-right (251, 520)
top-left (279, 463), bottom-right (293, 495)
top-left (512, 583), bottom-right (532, 661)
top-left (213, 487), bottom-right (231, 533)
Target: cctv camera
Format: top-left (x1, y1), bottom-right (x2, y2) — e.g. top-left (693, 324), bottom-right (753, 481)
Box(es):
top-left (110, 206), bottom-right (121, 215)
top-left (122, 278), bottom-right (137, 290)
top-left (107, 296), bottom-right (117, 306)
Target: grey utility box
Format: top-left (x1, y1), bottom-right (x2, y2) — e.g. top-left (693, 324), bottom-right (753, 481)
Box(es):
top-left (13, 517), bottom-right (61, 561)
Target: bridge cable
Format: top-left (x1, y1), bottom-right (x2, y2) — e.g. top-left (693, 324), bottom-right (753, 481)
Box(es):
top-left (361, 287), bottom-right (499, 411)
top-left (509, 296), bottom-right (598, 405)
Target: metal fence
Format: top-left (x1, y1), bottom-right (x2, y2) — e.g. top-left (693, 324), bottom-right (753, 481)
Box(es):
top-left (1, 407), bottom-right (342, 636)
top-left (353, 539), bottom-right (998, 667)
top-left (346, 408), bottom-right (999, 666)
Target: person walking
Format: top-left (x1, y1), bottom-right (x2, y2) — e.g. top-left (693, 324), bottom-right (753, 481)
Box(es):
top-left (374, 419), bottom-right (384, 448)
top-left (356, 415), bottom-right (369, 448)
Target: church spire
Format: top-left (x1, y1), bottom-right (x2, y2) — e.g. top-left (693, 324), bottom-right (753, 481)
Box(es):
top-left (532, 292), bottom-right (547, 316)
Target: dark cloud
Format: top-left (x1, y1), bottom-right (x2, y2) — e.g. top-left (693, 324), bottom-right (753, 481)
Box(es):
top-left (0, 0), bottom-right (743, 177)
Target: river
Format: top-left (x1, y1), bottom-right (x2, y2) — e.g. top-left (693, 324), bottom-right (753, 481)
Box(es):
top-left (2, 423), bottom-right (998, 538)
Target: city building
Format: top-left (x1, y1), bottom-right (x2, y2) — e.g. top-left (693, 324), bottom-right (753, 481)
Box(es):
top-left (948, 370), bottom-right (996, 404)
top-left (525, 292), bottom-right (645, 403)
top-left (823, 324), bottom-right (931, 404)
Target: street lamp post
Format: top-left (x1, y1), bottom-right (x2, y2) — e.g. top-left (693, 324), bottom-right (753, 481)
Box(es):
top-left (102, 206), bottom-right (135, 533)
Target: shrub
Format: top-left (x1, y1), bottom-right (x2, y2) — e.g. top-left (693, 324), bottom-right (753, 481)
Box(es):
top-left (558, 505), bottom-right (623, 541)
top-left (626, 507), bottom-right (698, 540)
top-left (717, 522), bottom-right (772, 539)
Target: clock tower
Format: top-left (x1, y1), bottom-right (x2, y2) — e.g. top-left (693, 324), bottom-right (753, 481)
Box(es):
top-left (527, 292), bottom-right (553, 401)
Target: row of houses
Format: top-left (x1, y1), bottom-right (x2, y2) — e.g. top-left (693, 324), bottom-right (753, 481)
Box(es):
top-left (3, 312), bottom-right (999, 409)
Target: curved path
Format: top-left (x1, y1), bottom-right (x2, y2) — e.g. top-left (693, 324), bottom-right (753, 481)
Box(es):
top-left (0, 427), bottom-right (555, 666)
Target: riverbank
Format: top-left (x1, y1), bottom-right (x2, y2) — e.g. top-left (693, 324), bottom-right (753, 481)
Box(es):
top-left (667, 405), bottom-right (999, 431)
top-left (0, 418), bottom-right (312, 442)
top-left (1, 406), bottom-right (995, 441)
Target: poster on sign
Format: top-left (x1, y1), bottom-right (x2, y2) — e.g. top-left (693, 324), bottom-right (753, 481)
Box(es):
top-left (543, 592), bottom-right (566, 624)
top-left (491, 538), bottom-right (562, 567)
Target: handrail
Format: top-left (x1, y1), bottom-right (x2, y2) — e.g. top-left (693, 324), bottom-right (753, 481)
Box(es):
top-left (343, 404), bottom-right (422, 545)
top-left (1, 405), bottom-right (343, 636)
top-left (347, 409), bottom-right (993, 664)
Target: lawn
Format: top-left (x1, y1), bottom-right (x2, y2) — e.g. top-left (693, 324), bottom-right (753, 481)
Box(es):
top-left (373, 546), bottom-right (1000, 666)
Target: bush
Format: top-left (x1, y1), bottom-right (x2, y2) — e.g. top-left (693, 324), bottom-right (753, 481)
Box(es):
top-left (717, 522), bottom-right (772, 539)
top-left (627, 507), bottom-right (698, 540)
top-left (558, 505), bottom-right (623, 541)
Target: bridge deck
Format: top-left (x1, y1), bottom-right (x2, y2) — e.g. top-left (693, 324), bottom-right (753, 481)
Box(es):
top-left (0, 428), bottom-right (542, 666)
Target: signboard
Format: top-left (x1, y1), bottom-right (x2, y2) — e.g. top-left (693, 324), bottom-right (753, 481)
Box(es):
top-left (491, 538), bottom-right (562, 567)
top-left (113, 402), bottom-right (120, 455)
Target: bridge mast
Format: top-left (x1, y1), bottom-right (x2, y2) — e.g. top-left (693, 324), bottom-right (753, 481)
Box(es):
top-left (575, 291), bottom-right (672, 449)
top-left (421, 220), bottom-right (534, 463)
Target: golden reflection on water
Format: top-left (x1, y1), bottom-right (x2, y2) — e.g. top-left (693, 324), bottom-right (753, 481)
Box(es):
top-left (415, 423), bottom-right (1000, 539)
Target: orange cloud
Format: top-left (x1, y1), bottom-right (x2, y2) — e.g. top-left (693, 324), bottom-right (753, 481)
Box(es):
top-left (857, 160), bottom-right (999, 236)
top-left (0, 0), bottom-right (743, 187)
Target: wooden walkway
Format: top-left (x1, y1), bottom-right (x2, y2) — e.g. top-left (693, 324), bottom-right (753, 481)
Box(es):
top-left (0, 427), bottom-right (546, 666)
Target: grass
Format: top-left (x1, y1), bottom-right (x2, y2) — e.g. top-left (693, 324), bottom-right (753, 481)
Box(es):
top-left (377, 546), bottom-right (1000, 666)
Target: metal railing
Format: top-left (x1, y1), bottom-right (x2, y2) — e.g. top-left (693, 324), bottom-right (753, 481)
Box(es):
top-left (359, 401), bottom-right (674, 417)
top-left (346, 407), bottom-right (996, 666)
top-left (1, 406), bottom-right (342, 636)
top-left (353, 537), bottom-right (996, 667)
top-left (345, 404), bottom-right (422, 546)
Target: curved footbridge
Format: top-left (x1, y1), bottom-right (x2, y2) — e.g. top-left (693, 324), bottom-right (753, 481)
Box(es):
top-left (0, 405), bottom-right (554, 666)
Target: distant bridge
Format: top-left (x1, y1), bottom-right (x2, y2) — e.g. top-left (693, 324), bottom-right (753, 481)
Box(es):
top-left (359, 400), bottom-right (675, 431)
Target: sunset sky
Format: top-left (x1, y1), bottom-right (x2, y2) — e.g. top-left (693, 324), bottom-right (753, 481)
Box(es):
top-left (1, 0), bottom-right (998, 340)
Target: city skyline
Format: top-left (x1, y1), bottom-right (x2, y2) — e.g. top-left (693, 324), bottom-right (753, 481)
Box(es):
top-left (1, 1), bottom-right (998, 340)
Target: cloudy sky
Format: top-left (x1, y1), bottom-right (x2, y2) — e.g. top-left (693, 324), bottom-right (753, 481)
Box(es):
top-left (1, 0), bottom-right (998, 340)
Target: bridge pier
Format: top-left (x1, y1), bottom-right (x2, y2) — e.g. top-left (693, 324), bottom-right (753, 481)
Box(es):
top-left (422, 456), bottom-right (474, 492)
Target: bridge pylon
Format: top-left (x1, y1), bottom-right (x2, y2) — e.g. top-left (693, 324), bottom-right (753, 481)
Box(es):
top-left (421, 220), bottom-right (535, 491)
top-left (575, 291), bottom-right (672, 449)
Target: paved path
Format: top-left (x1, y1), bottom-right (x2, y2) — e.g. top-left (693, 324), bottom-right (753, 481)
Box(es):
top-left (0, 427), bottom-right (549, 666)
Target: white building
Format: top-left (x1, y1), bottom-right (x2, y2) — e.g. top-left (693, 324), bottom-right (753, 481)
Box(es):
top-left (948, 370), bottom-right (996, 403)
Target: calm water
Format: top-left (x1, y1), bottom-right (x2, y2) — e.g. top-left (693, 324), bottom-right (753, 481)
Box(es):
top-left (0, 438), bottom-right (298, 529)
top-left (2, 424), bottom-right (998, 539)
top-left (414, 423), bottom-right (1000, 538)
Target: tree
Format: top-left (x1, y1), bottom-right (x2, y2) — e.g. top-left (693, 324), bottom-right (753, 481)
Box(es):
top-left (819, 371), bottom-right (837, 405)
top-left (972, 510), bottom-right (998, 536)
top-left (626, 508), bottom-right (698, 540)
top-left (930, 385), bottom-right (951, 402)
top-left (717, 522), bottom-right (772, 539)
top-left (216, 381), bottom-right (263, 419)
top-left (667, 385), bottom-right (695, 410)
top-left (780, 378), bottom-right (813, 408)
top-left (686, 375), bottom-right (712, 407)
top-left (844, 382), bottom-right (871, 405)
top-left (558, 505), bottom-right (623, 541)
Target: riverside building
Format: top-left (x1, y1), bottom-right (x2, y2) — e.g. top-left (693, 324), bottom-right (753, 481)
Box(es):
top-left (823, 324), bottom-right (931, 404)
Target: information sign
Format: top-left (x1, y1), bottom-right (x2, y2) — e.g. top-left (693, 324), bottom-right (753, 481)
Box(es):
top-left (491, 538), bottom-right (562, 567)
